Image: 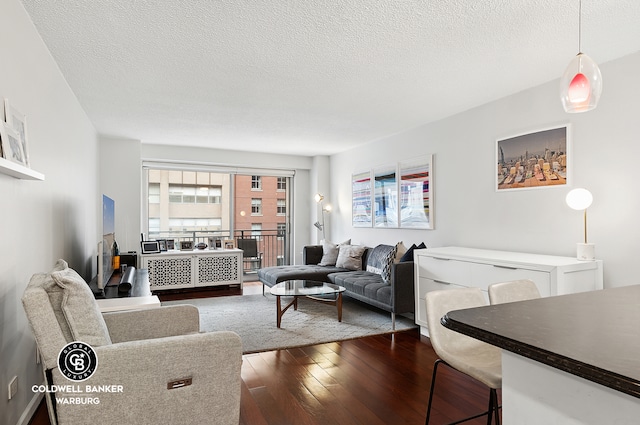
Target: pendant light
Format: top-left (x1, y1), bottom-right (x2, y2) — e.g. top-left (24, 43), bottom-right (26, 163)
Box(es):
top-left (560, 0), bottom-right (602, 113)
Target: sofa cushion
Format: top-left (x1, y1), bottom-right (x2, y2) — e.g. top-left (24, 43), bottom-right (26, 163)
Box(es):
top-left (336, 244), bottom-right (367, 270)
top-left (258, 264), bottom-right (349, 287)
top-left (366, 244), bottom-right (397, 283)
top-left (50, 260), bottom-right (112, 347)
top-left (329, 271), bottom-right (392, 306)
top-left (318, 239), bottom-right (351, 266)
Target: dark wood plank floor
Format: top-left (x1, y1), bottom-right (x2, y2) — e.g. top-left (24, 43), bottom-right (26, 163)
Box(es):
top-left (29, 282), bottom-right (499, 425)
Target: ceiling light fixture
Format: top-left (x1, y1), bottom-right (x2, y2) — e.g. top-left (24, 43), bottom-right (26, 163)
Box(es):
top-left (560, 0), bottom-right (602, 113)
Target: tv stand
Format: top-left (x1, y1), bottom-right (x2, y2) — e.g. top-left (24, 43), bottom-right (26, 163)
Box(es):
top-left (89, 269), bottom-right (161, 312)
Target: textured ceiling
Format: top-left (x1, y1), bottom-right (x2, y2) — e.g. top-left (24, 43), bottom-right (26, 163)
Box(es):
top-left (20, 0), bottom-right (640, 156)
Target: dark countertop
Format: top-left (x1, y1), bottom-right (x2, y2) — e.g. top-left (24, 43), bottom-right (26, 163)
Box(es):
top-left (442, 285), bottom-right (640, 399)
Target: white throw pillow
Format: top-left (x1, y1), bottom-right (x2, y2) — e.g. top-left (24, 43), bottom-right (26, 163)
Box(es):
top-left (336, 245), bottom-right (367, 270)
top-left (318, 239), bottom-right (351, 266)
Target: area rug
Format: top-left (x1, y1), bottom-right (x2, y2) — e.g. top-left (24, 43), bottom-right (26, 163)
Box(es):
top-left (162, 294), bottom-right (416, 353)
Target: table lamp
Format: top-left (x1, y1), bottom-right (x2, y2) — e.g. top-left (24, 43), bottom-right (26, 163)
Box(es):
top-left (565, 188), bottom-right (595, 260)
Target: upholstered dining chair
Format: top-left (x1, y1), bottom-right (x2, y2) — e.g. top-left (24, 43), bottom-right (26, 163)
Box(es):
top-left (488, 279), bottom-right (541, 305)
top-left (425, 287), bottom-right (502, 425)
top-left (22, 259), bottom-right (243, 425)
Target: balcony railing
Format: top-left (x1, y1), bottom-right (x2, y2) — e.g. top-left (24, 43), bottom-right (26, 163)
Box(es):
top-left (148, 229), bottom-right (289, 271)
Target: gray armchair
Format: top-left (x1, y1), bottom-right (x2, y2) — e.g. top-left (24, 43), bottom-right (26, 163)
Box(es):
top-left (22, 260), bottom-right (242, 425)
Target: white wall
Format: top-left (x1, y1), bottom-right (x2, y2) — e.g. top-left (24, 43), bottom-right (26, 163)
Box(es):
top-left (99, 137), bottom-right (142, 253)
top-left (330, 52), bottom-right (640, 289)
top-left (0, 1), bottom-right (99, 424)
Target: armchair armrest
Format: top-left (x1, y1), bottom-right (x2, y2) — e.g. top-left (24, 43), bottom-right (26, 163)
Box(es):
top-left (390, 261), bottom-right (415, 314)
top-left (103, 304), bottom-right (200, 343)
top-left (50, 331), bottom-right (242, 425)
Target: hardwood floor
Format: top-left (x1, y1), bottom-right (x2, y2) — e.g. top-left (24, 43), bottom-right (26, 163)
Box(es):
top-left (29, 282), bottom-right (499, 425)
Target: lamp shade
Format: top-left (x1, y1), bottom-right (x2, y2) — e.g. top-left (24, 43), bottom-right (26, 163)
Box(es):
top-left (560, 53), bottom-right (602, 113)
top-left (566, 188), bottom-right (593, 210)
top-left (314, 193), bottom-right (324, 203)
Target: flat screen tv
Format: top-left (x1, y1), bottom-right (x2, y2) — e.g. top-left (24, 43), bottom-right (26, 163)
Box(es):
top-left (98, 194), bottom-right (115, 290)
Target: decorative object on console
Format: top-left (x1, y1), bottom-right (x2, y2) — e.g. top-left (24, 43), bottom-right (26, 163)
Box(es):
top-left (158, 239), bottom-right (167, 251)
top-left (497, 125), bottom-right (569, 191)
top-left (3, 98), bottom-right (30, 167)
top-left (0, 121), bottom-right (27, 166)
top-left (223, 239), bottom-right (236, 249)
top-left (166, 239), bottom-right (175, 250)
top-left (141, 240), bottom-right (161, 254)
top-left (565, 187), bottom-right (595, 260)
top-left (180, 240), bottom-right (194, 251)
top-left (196, 242), bottom-right (207, 250)
top-left (560, 0), bottom-right (602, 113)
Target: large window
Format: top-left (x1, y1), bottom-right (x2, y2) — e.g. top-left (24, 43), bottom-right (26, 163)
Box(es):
top-left (144, 165), bottom-right (293, 268)
top-left (146, 169), bottom-right (229, 237)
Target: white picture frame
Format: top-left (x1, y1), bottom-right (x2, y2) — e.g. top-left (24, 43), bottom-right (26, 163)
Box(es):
top-left (0, 121), bottom-right (27, 166)
top-left (4, 99), bottom-right (30, 167)
top-left (399, 155), bottom-right (434, 229)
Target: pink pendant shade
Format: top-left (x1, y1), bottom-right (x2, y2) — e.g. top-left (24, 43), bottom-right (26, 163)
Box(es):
top-left (560, 53), bottom-right (602, 113)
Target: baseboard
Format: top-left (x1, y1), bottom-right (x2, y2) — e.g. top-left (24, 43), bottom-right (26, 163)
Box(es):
top-left (17, 385), bottom-right (44, 425)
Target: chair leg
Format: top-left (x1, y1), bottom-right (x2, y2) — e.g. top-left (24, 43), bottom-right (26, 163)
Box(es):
top-left (426, 359), bottom-right (500, 425)
top-left (491, 389), bottom-right (500, 425)
top-left (425, 359), bottom-right (443, 425)
top-left (391, 312), bottom-right (396, 330)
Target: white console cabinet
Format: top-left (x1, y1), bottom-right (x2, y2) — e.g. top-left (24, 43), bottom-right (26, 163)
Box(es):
top-left (414, 247), bottom-right (603, 331)
top-left (141, 249), bottom-right (243, 291)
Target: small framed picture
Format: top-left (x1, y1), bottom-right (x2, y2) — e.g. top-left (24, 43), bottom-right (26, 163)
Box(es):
top-left (4, 99), bottom-right (30, 167)
top-left (158, 239), bottom-right (167, 251)
top-left (180, 240), bottom-right (194, 251)
top-left (208, 236), bottom-right (216, 249)
top-left (140, 240), bottom-right (160, 254)
top-left (223, 239), bottom-right (236, 249)
top-left (166, 239), bottom-right (175, 250)
top-left (0, 121), bottom-right (27, 166)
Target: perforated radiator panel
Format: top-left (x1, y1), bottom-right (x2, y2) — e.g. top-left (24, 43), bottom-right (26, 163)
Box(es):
top-left (147, 257), bottom-right (193, 288)
top-left (197, 255), bottom-right (239, 285)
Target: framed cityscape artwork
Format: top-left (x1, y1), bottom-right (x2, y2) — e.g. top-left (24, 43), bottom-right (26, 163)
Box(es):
top-left (496, 124), bottom-right (570, 191)
top-left (399, 155), bottom-right (433, 229)
top-left (373, 164), bottom-right (398, 228)
top-left (351, 170), bottom-right (372, 227)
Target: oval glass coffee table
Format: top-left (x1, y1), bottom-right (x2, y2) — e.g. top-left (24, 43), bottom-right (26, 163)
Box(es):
top-left (270, 280), bottom-right (346, 328)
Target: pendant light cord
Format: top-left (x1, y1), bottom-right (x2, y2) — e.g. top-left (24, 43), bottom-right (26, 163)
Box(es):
top-left (578, 0), bottom-right (582, 53)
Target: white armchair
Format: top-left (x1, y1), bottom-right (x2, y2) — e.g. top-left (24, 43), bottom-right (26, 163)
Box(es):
top-left (22, 260), bottom-right (242, 425)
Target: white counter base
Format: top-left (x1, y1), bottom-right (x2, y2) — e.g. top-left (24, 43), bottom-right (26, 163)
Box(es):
top-left (502, 351), bottom-right (640, 424)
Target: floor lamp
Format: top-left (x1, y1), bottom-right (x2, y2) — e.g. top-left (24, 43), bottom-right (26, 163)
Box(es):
top-left (314, 194), bottom-right (331, 241)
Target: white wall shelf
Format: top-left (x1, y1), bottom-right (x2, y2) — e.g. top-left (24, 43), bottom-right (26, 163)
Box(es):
top-left (0, 157), bottom-right (44, 180)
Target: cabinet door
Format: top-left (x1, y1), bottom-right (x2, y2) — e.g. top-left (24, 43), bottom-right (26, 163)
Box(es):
top-left (145, 255), bottom-right (194, 290)
top-left (417, 255), bottom-right (472, 284)
top-left (470, 263), bottom-right (551, 297)
top-left (195, 253), bottom-right (241, 286)
top-left (415, 276), bottom-right (467, 327)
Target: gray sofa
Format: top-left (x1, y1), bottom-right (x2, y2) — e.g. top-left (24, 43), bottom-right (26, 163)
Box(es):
top-left (257, 244), bottom-right (415, 329)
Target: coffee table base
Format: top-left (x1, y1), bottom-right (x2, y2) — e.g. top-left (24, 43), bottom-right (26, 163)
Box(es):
top-left (275, 293), bottom-right (343, 328)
